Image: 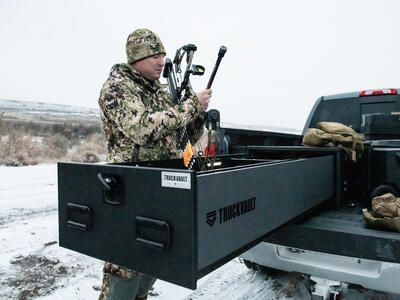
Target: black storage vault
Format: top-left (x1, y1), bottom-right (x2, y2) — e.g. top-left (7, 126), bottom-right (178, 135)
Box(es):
top-left (58, 148), bottom-right (340, 289)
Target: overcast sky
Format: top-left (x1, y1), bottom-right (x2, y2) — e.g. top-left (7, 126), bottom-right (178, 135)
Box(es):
top-left (1, 0), bottom-right (400, 129)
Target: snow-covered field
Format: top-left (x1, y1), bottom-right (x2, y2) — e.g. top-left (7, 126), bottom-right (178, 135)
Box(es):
top-left (1, 164), bottom-right (399, 300)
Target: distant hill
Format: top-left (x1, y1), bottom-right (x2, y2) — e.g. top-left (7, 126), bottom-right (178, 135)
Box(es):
top-left (0, 99), bottom-right (100, 122)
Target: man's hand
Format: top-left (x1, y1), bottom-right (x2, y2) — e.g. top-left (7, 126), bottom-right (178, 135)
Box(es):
top-left (196, 89), bottom-right (212, 111)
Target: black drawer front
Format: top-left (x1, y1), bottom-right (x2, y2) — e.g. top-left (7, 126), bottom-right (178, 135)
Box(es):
top-left (58, 163), bottom-right (196, 288)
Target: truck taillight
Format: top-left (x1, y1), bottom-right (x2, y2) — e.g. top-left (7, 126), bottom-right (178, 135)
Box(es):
top-left (359, 89), bottom-right (398, 97)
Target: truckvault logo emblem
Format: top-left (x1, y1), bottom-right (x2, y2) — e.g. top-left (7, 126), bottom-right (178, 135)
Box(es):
top-left (161, 171), bottom-right (191, 189)
top-left (206, 197), bottom-right (256, 227)
top-left (206, 211), bottom-right (217, 227)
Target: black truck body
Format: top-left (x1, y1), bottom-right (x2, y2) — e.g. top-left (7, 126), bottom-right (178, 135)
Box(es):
top-left (58, 88), bottom-right (400, 290)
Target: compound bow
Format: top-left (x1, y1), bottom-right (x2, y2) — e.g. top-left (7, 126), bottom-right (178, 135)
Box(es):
top-left (163, 44), bottom-right (226, 170)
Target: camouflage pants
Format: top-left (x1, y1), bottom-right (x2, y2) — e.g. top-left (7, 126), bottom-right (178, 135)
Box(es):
top-left (99, 263), bottom-right (156, 300)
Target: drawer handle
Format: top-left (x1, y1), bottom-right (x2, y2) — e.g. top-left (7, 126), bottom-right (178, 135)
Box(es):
top-left (135, 216), bottom-right (171, 251)
top-left (66, 203), bottom-right (92, 231)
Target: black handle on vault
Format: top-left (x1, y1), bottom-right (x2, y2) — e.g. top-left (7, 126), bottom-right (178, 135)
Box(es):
top-left (97, 173), bottom-right (123, 205)
top-left (66, 203), bottom-right (92, 231)
top-left (135, 216), bottom-right (171, 251)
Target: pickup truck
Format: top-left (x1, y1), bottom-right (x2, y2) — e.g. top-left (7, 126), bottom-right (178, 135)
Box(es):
top-left (57, 88), bottom-right (400, 297)
top-left (240, 88), bottom-right (400, 298)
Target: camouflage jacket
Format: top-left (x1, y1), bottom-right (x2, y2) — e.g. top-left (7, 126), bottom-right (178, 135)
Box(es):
top-left (98, 64), bottom-right (205, 279)
top-left (98, 63), bottom-right (205, 163)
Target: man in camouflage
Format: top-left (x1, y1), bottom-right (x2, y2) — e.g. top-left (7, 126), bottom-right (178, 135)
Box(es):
top-left (98, 29), bottom-right (212, 299)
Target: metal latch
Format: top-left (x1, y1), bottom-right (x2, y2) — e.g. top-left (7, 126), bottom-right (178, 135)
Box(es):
top-left (97, 173), bottom-right (123, 205)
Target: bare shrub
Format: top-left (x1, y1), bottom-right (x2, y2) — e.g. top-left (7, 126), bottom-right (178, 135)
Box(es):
top-left (69, 139), bottom-right (106, 163)
top-left (0, 132), bottom-right (74, 166)
top-left (0, 115), bottom-right (107, 166)
top-left (83, 152), bottom-right (99, 163)
top-left (0, 117), bottom-right (14, 137)
top-left (86, 133), bottom-right (107, 152)
top-left (70, 149), bottom-right (99, 163)
top-left (46, 133), bottom-right (69, 158)
top-left (0, 114), bottom-right (5, 136)
top-left (0, 134), bottom-right (42, 166)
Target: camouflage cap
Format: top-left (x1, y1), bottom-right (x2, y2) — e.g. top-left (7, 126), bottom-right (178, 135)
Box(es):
top-left (126, 29), bottom-right (166, 64)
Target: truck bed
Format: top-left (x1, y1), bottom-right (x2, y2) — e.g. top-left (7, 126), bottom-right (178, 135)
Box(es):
top-left (266, 205), bottom-right (400, 263)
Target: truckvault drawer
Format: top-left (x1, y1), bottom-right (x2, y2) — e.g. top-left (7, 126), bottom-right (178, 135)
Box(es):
top-left (58, 154), bottom-right (335, 289)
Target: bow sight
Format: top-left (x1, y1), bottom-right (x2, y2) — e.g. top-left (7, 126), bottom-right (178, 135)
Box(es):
top-left (164, 44), bottom-right (205, 101)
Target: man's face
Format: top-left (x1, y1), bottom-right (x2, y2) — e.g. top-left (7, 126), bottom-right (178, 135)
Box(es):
top-left (133, 54), bottom-right (165, 81)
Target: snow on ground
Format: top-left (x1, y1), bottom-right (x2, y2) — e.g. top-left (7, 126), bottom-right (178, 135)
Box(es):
top-left (1, 164), bottom-right (399, 300)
